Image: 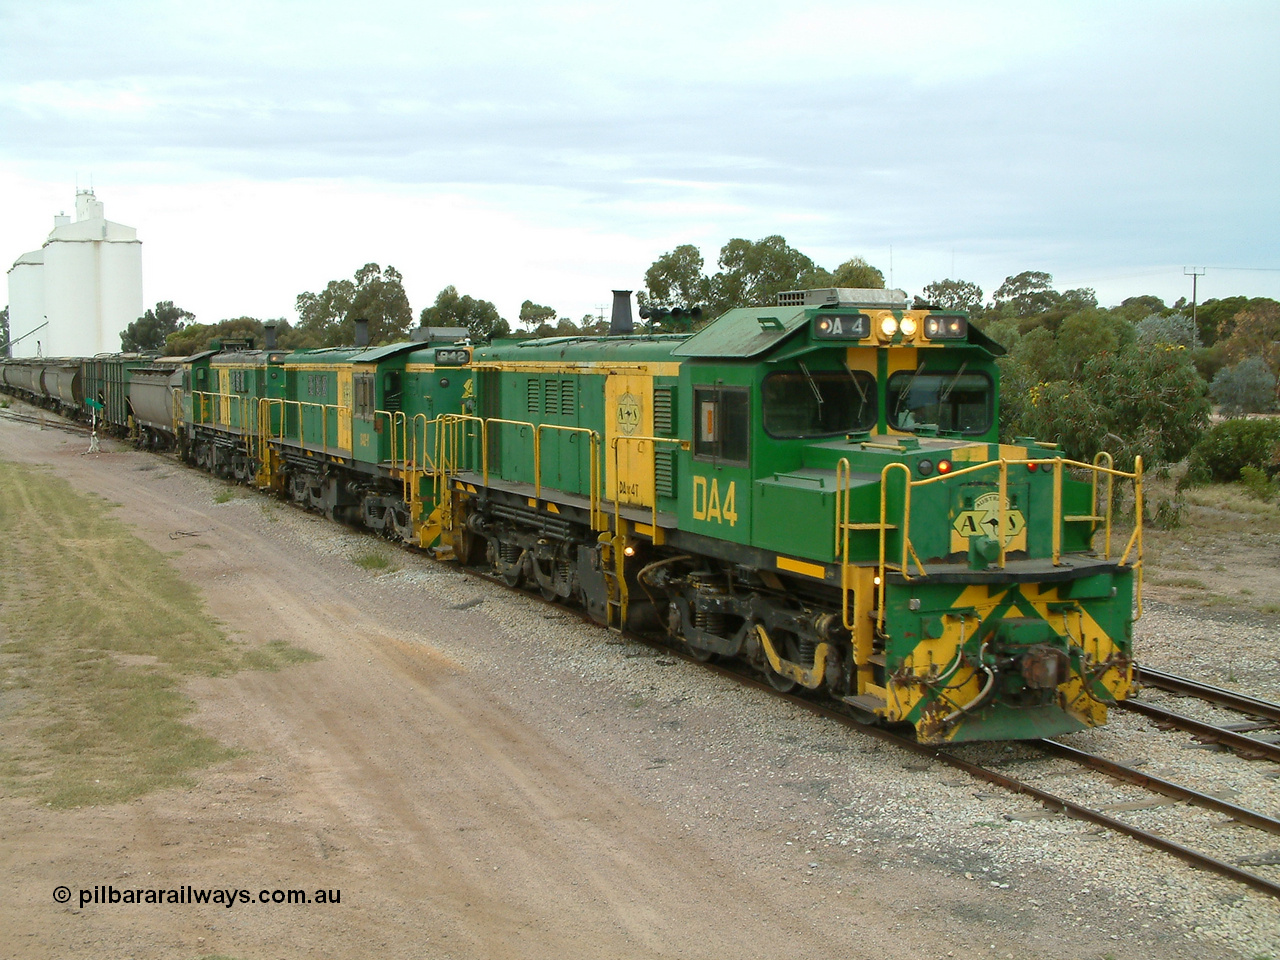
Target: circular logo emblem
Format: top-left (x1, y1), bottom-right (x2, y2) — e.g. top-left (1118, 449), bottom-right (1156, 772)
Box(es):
top-left (616, 392), bottom-right (641, 436)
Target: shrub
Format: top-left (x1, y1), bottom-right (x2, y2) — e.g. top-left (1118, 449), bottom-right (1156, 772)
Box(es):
top-left (1210, 357), bottom-right (1277, 415)
top-left (1184, 418), bottom-right (1280, 484)
top-left (1134, 312), bottom-right (1200, 349)
top-left (1240, 465), bottom-right (1277, 501)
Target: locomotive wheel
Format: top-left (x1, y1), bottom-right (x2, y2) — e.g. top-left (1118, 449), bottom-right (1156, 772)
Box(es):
top-left (765, 667), bottom-right (797, 693)
top-left (685, 643), bottom-right (715, 663)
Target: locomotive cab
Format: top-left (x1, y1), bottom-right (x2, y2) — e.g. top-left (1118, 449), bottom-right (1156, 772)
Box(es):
top-left (660, 288), bottom-right (1138, 742)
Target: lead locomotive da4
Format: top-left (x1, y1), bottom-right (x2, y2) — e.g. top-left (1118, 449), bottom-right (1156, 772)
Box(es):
top-left (447, 287), bottom-right (1142, 743)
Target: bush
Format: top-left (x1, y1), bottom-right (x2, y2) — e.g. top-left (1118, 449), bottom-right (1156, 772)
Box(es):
top-left (1210, 357), bottom-right (1277, 415)
top-left (1240, 465), bottom-right (1277, 501)
top-left (1134, 312), bottom-right (1200, 349)
top-left (1184, 418), bottom-right (1280, 484)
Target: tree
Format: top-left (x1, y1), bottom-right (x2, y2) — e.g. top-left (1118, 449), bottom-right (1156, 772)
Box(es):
top-left (164, 317), bottom-right (283, 356)
top-left (830, 257), bottom-right (885, 289)
top-left (642, 244), bottom-right (712, 309)
top-left (1210, 357), bottom-right (1277, 416)
top-left (121, 301), bottom-right (195, 352)
top-left (1054, 310), bottom-right (1126, 379)
top-left (1114, 295), bottom-right (1167, 323)
top-left (992, 271), bottom-right (1059, 317)
top-left (1192, 295), bottom-right (1250, 346)
top-left (295, 263), bottom-right (413, 347)
top-left (1, 306), bottom-right (9, 357)
top-left (1019, 344), bottom-right (1208, 469)
top-left (1217, 301), bottom-right (1280, 373)
top-left (419, 286), bottom-right (510, 340)
top-left (922, 279), bottom-right (983, 312)
top-left (709, 235), bottom-right (829, 314)
top-left (518, 300), bottom-right (557, 332)
top-left (1087, 346), bottom-right (1208, 468)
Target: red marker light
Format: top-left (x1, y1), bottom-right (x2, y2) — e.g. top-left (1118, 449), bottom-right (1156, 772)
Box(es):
top-left (937, 460), bottom-right (952, 475)
top-left (1027, 462), bottom-right (1039, 472)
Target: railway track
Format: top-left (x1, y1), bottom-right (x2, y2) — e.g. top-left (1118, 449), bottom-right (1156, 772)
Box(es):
top-left (427, 556), bottom-right (1280, 902)
top-left (678, 647), bottom-right (1280, 900)
top-left (0, 407), bottom-right (92, 435)
top-left (1123, 667), bottom-right (1280, 762)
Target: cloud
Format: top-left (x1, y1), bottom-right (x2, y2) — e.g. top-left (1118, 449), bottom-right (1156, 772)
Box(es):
top-left (1, 0), bottom-right (1277, 317)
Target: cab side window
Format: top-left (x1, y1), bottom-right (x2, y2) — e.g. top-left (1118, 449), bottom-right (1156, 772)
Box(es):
top-left (693, 387), bottom-right (749, 464)
top-left (353, 373), bottom-right (375, 417)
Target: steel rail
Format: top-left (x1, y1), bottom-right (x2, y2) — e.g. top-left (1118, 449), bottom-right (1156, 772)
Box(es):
top-left (1034, 738), bottom-right (1280, 834)
top-left (0, 408), bottom-right (92, 435)
top-left (918, 735), bottom-right (1280, 900)
top-left (683, 654), bottom-right (1280, 901)
top-left (1119, 698), bottom-right (1280, 764)
top-left (1136, 667), bottom-right (1280, 725)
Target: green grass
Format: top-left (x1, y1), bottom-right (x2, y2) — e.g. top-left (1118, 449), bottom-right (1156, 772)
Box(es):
top-left (212, 486), bottom-right (237, 504)
top-left (352, 544), bottom-right (397, 573)
top-left (1155, 576), bottom-right (1208, 590)
top-left (0, 460), bottom-right (316, 808)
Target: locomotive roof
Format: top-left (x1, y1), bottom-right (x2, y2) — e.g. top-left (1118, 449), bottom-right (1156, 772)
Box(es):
top-left (473, 334), bottom-right (688, 364)
top-left (672, 304), bottom-right (812, 359)
top-left (277, 341), bottom-right (425, 364)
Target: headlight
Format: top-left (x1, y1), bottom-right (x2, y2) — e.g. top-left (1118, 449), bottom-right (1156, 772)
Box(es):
top-left (879, 317), bottom-right (898, 338)
top-left (899, 317), bottom-right (918, 337)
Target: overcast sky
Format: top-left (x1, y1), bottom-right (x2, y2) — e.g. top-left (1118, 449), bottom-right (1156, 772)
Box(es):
top-left (2, 0), bottom-right (1277, 331)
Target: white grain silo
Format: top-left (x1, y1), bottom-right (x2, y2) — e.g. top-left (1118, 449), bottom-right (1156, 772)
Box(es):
top-left (6, 190), bottom-right (143, 358)
top-left (5, 250), bottom-right (46, 356)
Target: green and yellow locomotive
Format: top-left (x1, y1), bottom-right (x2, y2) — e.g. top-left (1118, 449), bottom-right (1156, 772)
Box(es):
top-left (448, 288), bottom-right (1141, 743)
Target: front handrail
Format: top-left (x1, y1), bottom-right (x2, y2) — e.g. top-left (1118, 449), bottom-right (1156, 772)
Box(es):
top-left (836, 454), bottom-right (1145, 635)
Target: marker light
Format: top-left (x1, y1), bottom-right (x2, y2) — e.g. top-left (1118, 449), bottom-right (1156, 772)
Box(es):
top-left (1027, 462), bottom-right (1039, 472)
top-left (923, 315), bottom-right (969, 339)
top-left (917, 459), bottom-right (934, 476)
top-left (623, 543), bottom-right (637, 558)
top-left (879, 316), bottom-right (899, 338)
top-left (936, 459), bottom-right (953, 475)
top-left (899, 316), bottom-right (918, 337)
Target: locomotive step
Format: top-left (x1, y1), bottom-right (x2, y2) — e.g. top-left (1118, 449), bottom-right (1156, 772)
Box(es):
top-left (842, 693), bottom-right (888, 714)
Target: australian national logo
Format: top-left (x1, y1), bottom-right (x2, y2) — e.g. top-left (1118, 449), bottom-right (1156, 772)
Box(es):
top-left (953, 492), bottom-right (1026, 546)
top-left (616, 392), bottom-right (641, 436)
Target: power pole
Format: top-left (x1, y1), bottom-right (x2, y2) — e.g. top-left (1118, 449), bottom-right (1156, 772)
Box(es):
top-left (1184, 266), bottom-right (1205, 331)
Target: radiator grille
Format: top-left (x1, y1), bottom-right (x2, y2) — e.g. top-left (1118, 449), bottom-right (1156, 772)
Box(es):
top-left (654, 448), bottom-right (675, 498)
top-left (653, 387), bottom-right (674, 436)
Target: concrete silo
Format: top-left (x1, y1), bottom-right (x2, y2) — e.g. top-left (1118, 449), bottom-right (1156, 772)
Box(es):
top-left (5, 189), bottom-right (143, 358)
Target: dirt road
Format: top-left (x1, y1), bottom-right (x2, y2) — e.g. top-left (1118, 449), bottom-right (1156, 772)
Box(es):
top-left (0, 416), bottom-right (1240, 959)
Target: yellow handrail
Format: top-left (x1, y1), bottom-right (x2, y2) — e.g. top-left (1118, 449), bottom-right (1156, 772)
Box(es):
top-left (836, 453), bottom-right (1146, 638)
top-left (609, 435), bottom-right (688, 538)
top-left (538, 423), bottom-right (603, 530)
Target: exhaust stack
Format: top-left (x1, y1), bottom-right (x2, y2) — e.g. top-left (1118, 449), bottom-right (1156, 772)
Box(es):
top-left (263, 323), bottom-right (278, 350)
top-left (354, 318), bottom-right (370, 348)
top-left (610, 290), bottom-right (634, 336)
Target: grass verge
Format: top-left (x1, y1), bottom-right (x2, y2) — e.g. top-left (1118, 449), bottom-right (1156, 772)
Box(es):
top-left (0, 460), bottom-right (318, 808)
top-left (351, 543), bottom-right (397, 573)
